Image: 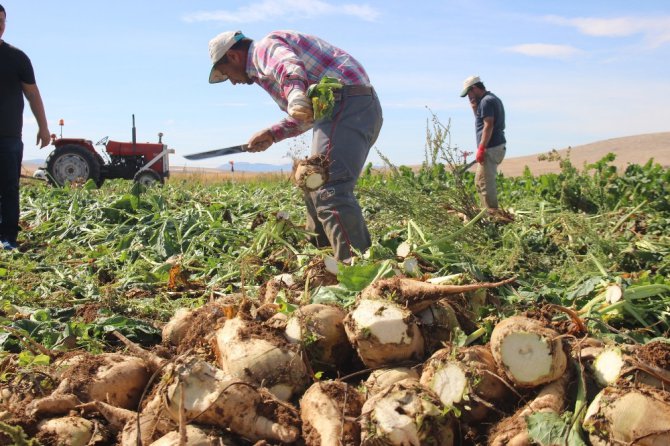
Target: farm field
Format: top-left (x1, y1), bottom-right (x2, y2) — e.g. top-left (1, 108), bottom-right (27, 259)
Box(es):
top-left (22, 132), bottom-right (670, 179)
top-left (1, 141), bottom-right (670, 445)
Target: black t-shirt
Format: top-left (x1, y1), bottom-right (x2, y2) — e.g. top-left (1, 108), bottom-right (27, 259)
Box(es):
top-left (0, 40), bottom-right (36, 137)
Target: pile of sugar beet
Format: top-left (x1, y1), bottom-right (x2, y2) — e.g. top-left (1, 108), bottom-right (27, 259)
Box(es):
top-left (1, 258), bottom-right (669, 446)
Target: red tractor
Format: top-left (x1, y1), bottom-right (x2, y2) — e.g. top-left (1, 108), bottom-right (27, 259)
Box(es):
top-left (45, 115), bottom-right (174, 187)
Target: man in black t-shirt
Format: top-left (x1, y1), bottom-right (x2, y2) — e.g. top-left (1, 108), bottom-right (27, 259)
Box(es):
top-left (0, 4), bottom-right (50, 250)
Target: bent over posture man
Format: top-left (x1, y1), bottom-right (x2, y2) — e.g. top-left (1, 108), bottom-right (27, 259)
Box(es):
top-left (460, 75), bottom-right (506, 212)
top-left (0, 4), bottom-right (50, 250)
top-left (208, 30), bottom-right (383, 262)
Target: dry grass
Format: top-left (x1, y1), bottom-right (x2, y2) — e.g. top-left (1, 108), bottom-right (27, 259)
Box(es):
top-left (170, 169), bottom-right (290, 184)
top-left (20, 164), bottom-right (292, 185)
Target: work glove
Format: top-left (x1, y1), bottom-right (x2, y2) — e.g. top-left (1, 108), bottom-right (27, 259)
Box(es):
top-left (476, 144), bottom-right (486, 164)
top-left (247, 128), bottom-right (274, 153)
top-left (287, 89), bottom-right (314, 123)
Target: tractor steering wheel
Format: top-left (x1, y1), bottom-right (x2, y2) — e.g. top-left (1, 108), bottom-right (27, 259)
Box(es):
top-left (95, 136), bottom-right (109, 146)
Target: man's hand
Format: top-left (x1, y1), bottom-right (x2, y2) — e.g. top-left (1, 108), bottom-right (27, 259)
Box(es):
top-left (468, 90), bottom-right (479, 115)
top-left (470, 98), bottom-right (478, 115)
top-left (476, 144), bottom-right (486, 164)
top-left (287, 89), bottom-right (313, 123)
top-left (247, 129), bottom-right (274, 153)
top-left (37, 128), bottom-right (51, 148)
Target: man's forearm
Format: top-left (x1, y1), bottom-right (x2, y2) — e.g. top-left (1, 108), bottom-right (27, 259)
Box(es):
top-left (29, 95), bottom-right (49, 132)
top-left (270, 117), bottom-right (312, 143)
top-left (24, 84), bottom-right (49, 131)
top-left (480, 119), bottom-right (494, 147)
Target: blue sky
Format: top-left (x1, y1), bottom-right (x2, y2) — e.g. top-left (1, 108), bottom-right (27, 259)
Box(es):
top-left (4, 0), bottom-right (670, 169)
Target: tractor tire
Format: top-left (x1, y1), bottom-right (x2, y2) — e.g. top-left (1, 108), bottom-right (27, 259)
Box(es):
top-left (46, 144), bottom-right (102, 187)
top-left (133, 169), bottom-right (163, 186)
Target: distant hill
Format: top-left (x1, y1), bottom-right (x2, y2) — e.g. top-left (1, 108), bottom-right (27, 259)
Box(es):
top-left (497, 132), bottom-right (670, 177)
top-left (24, 159), bottom-right (46, 165)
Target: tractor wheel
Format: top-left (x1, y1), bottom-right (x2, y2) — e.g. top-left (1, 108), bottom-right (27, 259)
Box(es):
top-left (133, 169), bottom-right (163, 186)
top-left (46, 144), bottom-right (102, 187)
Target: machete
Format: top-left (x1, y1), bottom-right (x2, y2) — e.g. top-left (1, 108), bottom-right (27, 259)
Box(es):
top-left (456, 160), bottom-right (477, 175)
top-left (183, 144), bottom-right (248, 160)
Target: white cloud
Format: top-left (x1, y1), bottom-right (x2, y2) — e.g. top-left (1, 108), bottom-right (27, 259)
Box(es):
top-left (183, 0), bottom-right (380, 24)
top-left (544, 15), bottom-right (670, 48)
top-left (504, 43), bottom-right (583, 59)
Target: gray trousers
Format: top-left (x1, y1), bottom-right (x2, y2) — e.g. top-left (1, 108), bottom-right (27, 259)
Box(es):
top-left (305, 87), bottom-right (383, 262)
top-left (475, 143), bottom-right (506, 209)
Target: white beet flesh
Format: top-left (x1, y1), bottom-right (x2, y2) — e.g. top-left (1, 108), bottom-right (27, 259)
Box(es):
top-left (499, 332), bottom-right (553, 383)
top-left (592, 347), bottom-right (625, 386)
top-left (360, 378), bottom-right (454, 446)
top-left (213, 316), bottom-right (309, 401)
top-left (344, 299), bottom-right (424, 368)
top-left (490, 316), bottom-right (567, 387)
top-left (426, 362), bottom-right (468, 406)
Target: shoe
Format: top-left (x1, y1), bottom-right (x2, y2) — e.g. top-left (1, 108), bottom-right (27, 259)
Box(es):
top-left (1, 240), bottom-right (18, 251)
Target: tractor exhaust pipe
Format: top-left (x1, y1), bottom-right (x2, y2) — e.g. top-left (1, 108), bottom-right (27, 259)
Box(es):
top-left (132, 114), bottom-right (137, 148)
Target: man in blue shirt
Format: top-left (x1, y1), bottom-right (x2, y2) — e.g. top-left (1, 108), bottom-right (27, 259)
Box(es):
top-left (461, 75), bottom-right (506, 212)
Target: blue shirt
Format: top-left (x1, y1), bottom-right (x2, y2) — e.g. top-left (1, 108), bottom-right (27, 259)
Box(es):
top-left (475, 92), bottom-right (506, 147)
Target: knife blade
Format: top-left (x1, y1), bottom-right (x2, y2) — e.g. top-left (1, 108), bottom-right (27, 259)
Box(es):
top-left (456, 160), bottom-right (477, 175)
top-left (183, 144), bottom-right (248, 160)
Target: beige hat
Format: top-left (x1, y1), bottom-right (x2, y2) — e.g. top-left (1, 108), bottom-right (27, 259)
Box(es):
top-left (208, 30), bottom-right (245, 84)
top-left (460, 75), bottom-right (481, 97)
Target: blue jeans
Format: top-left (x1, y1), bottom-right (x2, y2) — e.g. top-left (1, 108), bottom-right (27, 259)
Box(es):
top-left (0, 137), bottom-right (24, 244)
top-left (306, 87), bottom-right (383, 261)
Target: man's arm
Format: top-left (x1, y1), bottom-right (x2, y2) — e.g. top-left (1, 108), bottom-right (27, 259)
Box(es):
top-left (255, 36), bottom-right (313, 137)
top-left (480, 116), bottom-right (494, 148)
top-left (475, 116), bottom-right (495, 164)
top-left (22, 82), bottom-right (50, 148)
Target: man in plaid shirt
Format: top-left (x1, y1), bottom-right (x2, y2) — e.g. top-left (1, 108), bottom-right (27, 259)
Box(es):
top-left (208, 30), bottom-right (383, 263)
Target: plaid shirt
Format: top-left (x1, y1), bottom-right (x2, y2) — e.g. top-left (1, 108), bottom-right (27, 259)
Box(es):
top-left (246, 30), bottom-right (371, 142)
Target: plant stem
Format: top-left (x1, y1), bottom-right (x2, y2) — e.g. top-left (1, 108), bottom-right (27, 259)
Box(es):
top-left (415, 208), bottom-right (488, 251)
top-left (464, 326), bottom-right (486, 346)
top-left (610, 200), bottom-right (647, 234)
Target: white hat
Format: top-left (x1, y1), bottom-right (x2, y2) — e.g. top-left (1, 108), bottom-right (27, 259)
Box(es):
top-left (208, 30), bottom-right (245, 84)
top-left (460, 75), bottom-right (481, 97)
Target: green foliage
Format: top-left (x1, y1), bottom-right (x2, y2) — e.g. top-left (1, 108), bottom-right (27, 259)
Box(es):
top-left (307, 76), bottom-right (343, 120)
top-left (337, 260), bottom-right (396, 292)
top-left (500, 150), bottom-right (668, 214)
top-left (526, 412), bottom-right (588, 446)
top-left (17, 351), bottom-right (51, 367)
top-left (2, 141), bottom-right (669, 354)
top-left (0, 422), bottom-right (41, 446)
top-left (1, 305), bottom-right (161, 353)
top-left (275, 293), bottom-right (298, 314)
top-left (311, 259), bottom-right (396, 307)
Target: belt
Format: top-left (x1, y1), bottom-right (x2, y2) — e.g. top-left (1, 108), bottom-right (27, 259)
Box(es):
top-left (334, 85), bottom-right (374, 100)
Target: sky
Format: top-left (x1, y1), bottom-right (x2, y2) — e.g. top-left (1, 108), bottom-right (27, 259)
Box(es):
top-left (4, 0), bottom-right (670, 169)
